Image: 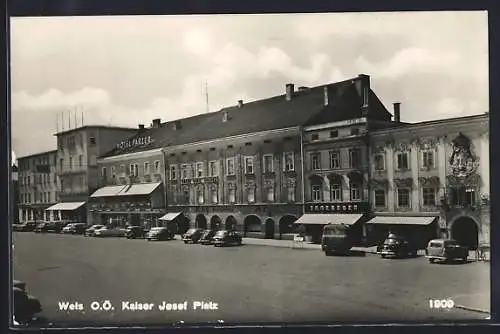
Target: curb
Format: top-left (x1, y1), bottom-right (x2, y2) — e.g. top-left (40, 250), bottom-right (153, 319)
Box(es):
top-left (454, 304), bottom-right (490, 315)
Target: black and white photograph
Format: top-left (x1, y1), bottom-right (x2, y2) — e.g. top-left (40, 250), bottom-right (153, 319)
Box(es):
top-left (10, 11), bottom-right (490, 327)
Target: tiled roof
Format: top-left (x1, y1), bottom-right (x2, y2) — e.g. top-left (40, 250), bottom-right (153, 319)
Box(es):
top-left (101, 76), bottom-right (391, 158)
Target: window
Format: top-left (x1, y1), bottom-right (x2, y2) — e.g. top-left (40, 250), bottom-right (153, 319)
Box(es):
top-left (89, 133), bottom-right (96, 145)
top-left (351, 128), bottom-right (360, 136)
top-left (211, 186), bottom-right (218, 203)
top-left (197, 187), bottom-right (204, 204)
top-left (397, 152), bottom-right (409, 170)
top-left (284, 152), bottom-right (295, 171)
top-left (375, 189), bottom-right (386, 207)
top-left (287, 186), bottom-right (296, 202)
top-left (330, 183), bottom-right (342, 201)
top-left (154, 161), bottom-right (160, 173)
top-left (330, 130), bottom-right (338, 138)
top-left (244, 157), bottom-right (254, 174)
top-left (129, 164), bottom-right (139, 177)
top-left (311, 133), bottom-right (319, 141)
top-left (59, 159), bottom-right (64, 171)
top-left (422, 151), bottom-right (434, 168)
top-left (60, 180), bottom-right (64, 192)
top-left (196, 162), bottom-right (204, 178)
top-left (209, 161), bottom-right (218, 177)
top-left (69, 157), bottom-right (73, 170)
top-left (312, 185), bottom-right (322, 201)
top-left (266, 187), bottom-right (274, 202)
top-left (226, 158), bottom-right (235, 175)
top-left (247, 186), bottom-right (255, 203)
top-left (311, 153), bottom-right (321, 170)
top-left (144, 162), bottom-right (150, 175)
top-left (397, 188), bottom-right (410, 207)
top-left (181, 164), bottom-right (188, 179)
top-left (329, 151), bottom-right (340, 169)
top-left (263, 154), bottom-right (273, 173)
top-left (349, 149), bottom-right (360, 168)
top-left (374, 154), bottom-right (385, 171)
top-left (170, 165), bottom-right (177, 180)
top-left (228, 186), bottom-right (236, 203)
top-left (423, 187), bottom-right (436, 206)
top-left (465, 189), bottom-right (476, 206)
top-left (183, 188), bottom-right (190, 204)
top-left (111, 166), bottom-right (116, 179)
top-left (78, 155), bottom-right (83, 167)
top-left (350, 183), bottom-right (361, 201)
top-left (101, 167), bottom-right (107, 178)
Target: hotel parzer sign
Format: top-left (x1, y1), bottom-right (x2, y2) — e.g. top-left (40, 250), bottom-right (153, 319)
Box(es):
top-left (305, 202), bottom-right (369, 214)
top-left (116, 136), bottom-right (153, 150)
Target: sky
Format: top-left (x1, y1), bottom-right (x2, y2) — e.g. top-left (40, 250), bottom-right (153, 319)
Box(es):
top-left (10, 11), bottom-right (489, 158)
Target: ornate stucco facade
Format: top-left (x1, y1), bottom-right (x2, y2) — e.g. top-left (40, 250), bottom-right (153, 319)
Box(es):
top-left (369, 113), bottom-right (489, 248)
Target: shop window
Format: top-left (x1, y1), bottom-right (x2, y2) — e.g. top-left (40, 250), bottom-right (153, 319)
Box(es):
top-left (398, 188), bottom-right (411, 207)
top-left (375, 189), bottom-right (386, 207)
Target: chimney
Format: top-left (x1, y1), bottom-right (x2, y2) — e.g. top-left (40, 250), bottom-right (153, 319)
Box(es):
top-left (285, 83), bottom-right (294, 101)
top-left (173, 120), bottom-right (182, 130)
top-left (222, 111), bottom-right (230, 123)
top-left (323, 86), bottom-right (330, 106)
top-left (298, 86), bottom-right (309, 92)
top-left (238, 100), bottom-right (243, 108)
top-left (152, 118), bottom-right (161, 128)
top-left (138, 124), bottom-right (145, 130)
top-left (393, 102), bottom-right (401, 123)
top-left (355, 74), bottom-right (370, 111)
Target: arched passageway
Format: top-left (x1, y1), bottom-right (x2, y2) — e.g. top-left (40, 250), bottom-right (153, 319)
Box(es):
top-left (225, 215), bottom-right (237, 231)
top-left (210, 215), bottom-right (222, 231)
top-left (264, 219), bottom-right (275, 239)
top-left (195, 214), bottom-right (207, 229)
top-left (451, 216), bottom-right (479, 250)
top-left (244, 215), bottom-right (262, 237)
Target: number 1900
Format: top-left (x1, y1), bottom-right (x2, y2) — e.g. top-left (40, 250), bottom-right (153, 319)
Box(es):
top-left (429, 299), bottom-right (455, 309)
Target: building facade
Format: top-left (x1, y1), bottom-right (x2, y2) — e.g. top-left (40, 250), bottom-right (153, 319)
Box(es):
top-left (49, 126), bottom-right (138, 224)
top-left (17, 150), bottom-right (59, 222)
top-left (368, 113), bottom-right (490, 249)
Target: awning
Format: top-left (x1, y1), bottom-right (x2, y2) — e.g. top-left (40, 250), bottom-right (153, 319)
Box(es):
top-left (159, 212), bottom-right (182, 221)
top-left (118, 182), bottom-right (162, 196)
top-left (366, 216), bottom-right (437, 225)
top-left (90, 185), bottom-right (127, 198)
top-left (45, 202), bottom-right (86, 211)
top-left (294, 214), bottom-right (363, 225)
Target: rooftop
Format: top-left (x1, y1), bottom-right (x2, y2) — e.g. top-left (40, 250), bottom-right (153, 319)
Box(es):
top-left (53, 125), bottom-right (138, 137)
top-left (101, 74), bottom-right (392, 158)
top-left (17, 149), bottom-right (58, 160)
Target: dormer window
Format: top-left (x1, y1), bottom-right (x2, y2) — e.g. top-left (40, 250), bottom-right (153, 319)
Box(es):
top-left (311, 133), bottom-right (319, 141)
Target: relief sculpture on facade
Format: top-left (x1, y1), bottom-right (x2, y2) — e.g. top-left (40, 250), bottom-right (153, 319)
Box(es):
top-left (448, 133), bottom-right (479, 179)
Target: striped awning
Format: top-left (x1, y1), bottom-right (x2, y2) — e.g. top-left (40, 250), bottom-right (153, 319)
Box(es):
top-left (366, 216), bottom-right (437, 225)
top-left (90, 185), bottom-right (127, 198)
top-left (45, 202), bottom-right (86, 211)
top-left (294, 214), bottom-right (363, 225)
top-left (159, 212), bottom-right (182, 221)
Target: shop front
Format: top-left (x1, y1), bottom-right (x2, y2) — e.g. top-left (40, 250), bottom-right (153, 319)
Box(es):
top-left (295, 202), bottom-right (371, 243)
top-left (45, 202), bottom-right (87, 223)
top-left (365, 215), bottom-right (439, 249)
top-left (89, 182), bottom-right (165, 228)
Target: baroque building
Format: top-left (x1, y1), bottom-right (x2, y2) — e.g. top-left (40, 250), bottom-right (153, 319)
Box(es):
top-left (368, 113), bottom-right (489, 249)
top-left (17, 150), bottom-right (59, 222)
top-left (48, 125), bottom-right (138, 224)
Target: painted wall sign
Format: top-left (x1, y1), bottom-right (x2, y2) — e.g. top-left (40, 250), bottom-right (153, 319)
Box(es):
top-left (116, 136), bottom-right (153, 150)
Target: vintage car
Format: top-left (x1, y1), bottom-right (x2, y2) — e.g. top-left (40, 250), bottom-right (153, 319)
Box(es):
top-left (125, 226), bottom-right (147, 239)
top-left (84, 225), bottom-right (106, 237)
top-left (182, 228), bottom-right (204, 244)
top-left (12, 221), bottom-right (38, 232)
top-left (426, 239), bottom-right (468, 263)
top-left (61, 223), bottom-right (87, 234)
top-left (199, 230), bottom-right (217, 245)
top-left (33, 221), bottom-right (63, 233)
top-left (13, 280), bottom-right (42, 325)
top-left (321, 223), bottom-right (355, 256)
top-left (213, 230), bottom-right (243, 247)
top-left (378, 234), bottom-right (418, 258)
top-left (146, 227), bottom-right (175, 241)
top-left (93, 226), bottom-right (128, 238)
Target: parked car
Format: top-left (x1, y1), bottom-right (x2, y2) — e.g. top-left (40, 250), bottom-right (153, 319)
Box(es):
top-left (321, 223), bottom-right (355, 256)
top-left (13, 280), bottom-right (42, 325)
top-left (84, 225), bottom-right (106, 237)
top-left (126, 226), bottom-right (147, 239)
top-left (33, 222), bottom-right (62, 233)
top-left (146, 227), bottom-right (175, 241)
top-left (378, 234), bottom-right (418, 258)
top-left (12, 221), bottom-right (38, 232)
top-left (182, 228), bottom-right (203, 244)
top-left (94, 226), bottom-right (128, 238)
top-left (61, 223), bottom-right (87, 234)
top-left (213, 230), bottom-right (242, 247)
top-left (199, 230), bottom-right (216, 245)
top-left (426, 239), bottom-right (468, 263)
